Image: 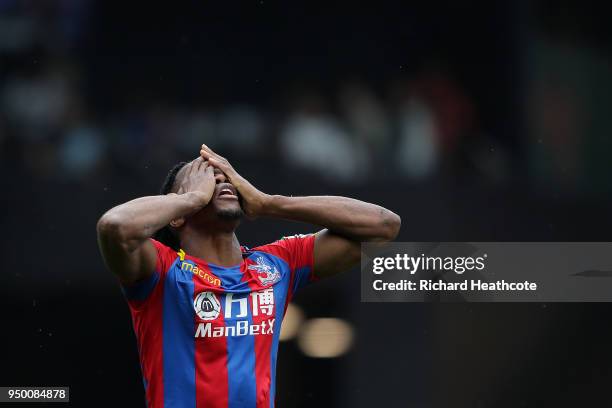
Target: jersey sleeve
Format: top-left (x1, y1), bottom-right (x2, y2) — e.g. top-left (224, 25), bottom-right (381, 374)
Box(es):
top-left (121, 238), bottom-right (177, 309)
top-left (263, 233), bottom-right (317, 295)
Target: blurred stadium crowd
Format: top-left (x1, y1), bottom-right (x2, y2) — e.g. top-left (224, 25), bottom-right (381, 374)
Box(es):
top-left (2, 1), bottom-right (611, 199)
top-left (0, 1), bottom-right (514, 189)
top-left (1, 53), bottom-right (489, 185)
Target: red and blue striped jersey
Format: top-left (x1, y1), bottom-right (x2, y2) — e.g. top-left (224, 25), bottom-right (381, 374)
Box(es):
top-left (122, 234), bottom-right (316, 408)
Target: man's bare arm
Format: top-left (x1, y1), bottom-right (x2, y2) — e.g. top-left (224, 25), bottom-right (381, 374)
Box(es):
top-left (96, 158), bottom-right (214, 284)
top-left (261, 195), bottom-right (400, 278)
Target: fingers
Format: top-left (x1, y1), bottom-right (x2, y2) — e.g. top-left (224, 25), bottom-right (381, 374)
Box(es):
top-left (177, 158), bottom-right (212, 195)
top-left (200, 144), bottom-right (223, 160)
top-left (200, 144), bottom-right (234, 175)
top-left (207, 157), bottom-right (229, 172)
top-left (200, 145), bottom-right (226, 168)
top-left (188, 157), bottom-right (201, 175)
top-left (199, 146), bottom-right (215, 162)
top-left (194, 156), bottom-right (217, 174)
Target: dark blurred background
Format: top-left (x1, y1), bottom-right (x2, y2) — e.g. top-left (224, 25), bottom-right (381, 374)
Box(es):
top-left (1, 1), bottom-right (612, 407)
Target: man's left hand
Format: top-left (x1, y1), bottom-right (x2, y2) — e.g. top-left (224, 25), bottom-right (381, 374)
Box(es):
top-left (200, 144), bottom-right (271, 218)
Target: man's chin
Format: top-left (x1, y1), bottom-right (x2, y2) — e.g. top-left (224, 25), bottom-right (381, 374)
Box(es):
top-left (216, 207), bottom-right (245, 221)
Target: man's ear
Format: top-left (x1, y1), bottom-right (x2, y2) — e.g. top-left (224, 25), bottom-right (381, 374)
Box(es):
top-left (169, 218), bottom-right (185, 228)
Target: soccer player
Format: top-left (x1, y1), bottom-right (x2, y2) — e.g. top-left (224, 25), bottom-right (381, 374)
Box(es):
top-left (96, 144), bottom-right (401, 408)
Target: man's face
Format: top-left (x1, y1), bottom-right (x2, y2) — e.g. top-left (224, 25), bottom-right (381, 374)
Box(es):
top-left (208, 168), bottom-right (244, 220)
top-left (174, 164), bottom-right (244, 223)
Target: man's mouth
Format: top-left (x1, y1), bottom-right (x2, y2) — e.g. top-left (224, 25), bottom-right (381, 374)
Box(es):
top-left (217, 186), bottom-right (238, 200)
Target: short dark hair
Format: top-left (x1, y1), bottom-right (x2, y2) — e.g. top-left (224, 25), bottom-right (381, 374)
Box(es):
top-left (153, 162), bottom-right (188, 250)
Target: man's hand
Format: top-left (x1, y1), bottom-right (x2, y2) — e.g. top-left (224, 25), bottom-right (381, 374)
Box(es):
top-left (200, 144), bottom-right (270, 218)
top-left (176, 157), bottom-right (216, 206)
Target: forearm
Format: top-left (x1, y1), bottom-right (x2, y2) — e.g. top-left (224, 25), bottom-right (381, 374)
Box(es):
top-left (261, 195), bottom-right (401, 242)
top-left (97, 192), bottom-right (207, 247)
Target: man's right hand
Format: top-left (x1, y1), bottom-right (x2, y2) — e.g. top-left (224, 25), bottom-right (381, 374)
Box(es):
top-left (200, 144), bottom-right (271, 218)
top-left (175, 157), bottom-right (216, 206)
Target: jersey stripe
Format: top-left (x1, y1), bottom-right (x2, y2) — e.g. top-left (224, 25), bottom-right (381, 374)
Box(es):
top-left (293, 266), bottom-right (313, 294)
top-left (163, 262), bottom-right (196, 407)
top-left (268, 268), bottom-right (289, 408)
top-left (194, 266), bottom-right (229, 408)
top-left (218, 264), bottom-right (257, 408)
top-left (122, 271), bottom-right (160, 301)
top-left (243, 259), bottom-right (273, 408)
top-left (133, 277), bottom-right (165, 408)
top-left (226, 317), bottom-right (257, 408)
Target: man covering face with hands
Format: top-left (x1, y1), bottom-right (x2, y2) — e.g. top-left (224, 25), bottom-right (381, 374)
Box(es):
top-left (97, 144), bottom-right (401, 408)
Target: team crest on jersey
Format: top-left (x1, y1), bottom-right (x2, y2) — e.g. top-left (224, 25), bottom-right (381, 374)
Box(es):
top-left (193, 291), bottom-right (221, 320)
top-left (248, 256), bottom-right (281, 286)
